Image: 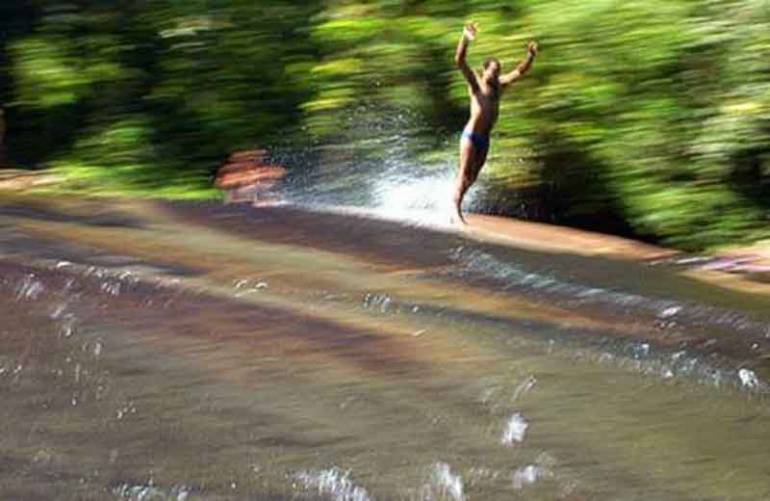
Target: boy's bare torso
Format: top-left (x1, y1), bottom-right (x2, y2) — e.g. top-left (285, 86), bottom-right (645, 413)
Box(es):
top-left (465, 79), bottom-right (500, 135)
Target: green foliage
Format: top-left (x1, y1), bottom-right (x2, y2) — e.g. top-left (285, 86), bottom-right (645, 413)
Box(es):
top-left (1, 0), bottom-right (768, 248)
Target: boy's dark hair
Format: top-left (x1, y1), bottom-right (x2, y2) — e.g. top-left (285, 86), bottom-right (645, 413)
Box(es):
top-left (483, 57), bottom-right (501, 70)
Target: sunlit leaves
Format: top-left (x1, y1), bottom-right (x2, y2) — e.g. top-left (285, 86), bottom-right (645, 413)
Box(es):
top-left (11, 36), bottom-right (92, 107)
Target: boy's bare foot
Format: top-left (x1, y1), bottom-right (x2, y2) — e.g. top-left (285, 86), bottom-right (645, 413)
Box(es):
top-left (453, 203), bottom-right (467, 225)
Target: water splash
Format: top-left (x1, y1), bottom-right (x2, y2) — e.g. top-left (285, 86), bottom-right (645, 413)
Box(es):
top-left (501, 413), bottom-right (529, 445)
top-left (50, 302), bottom-right (68, 319)
top-left (100, 280), bottom-right (122, 296)
top-left (59, 314), bottom-right (77, 338)
top-left (511, 376), bottom-right (537, 401)
top-left (233, 278), bottom-right (268, 296)
top-left (93, 340), bottom-right (103, 358)
top-left (362, 293), bottom-right (393, 313)
top-left (658, 306), bottom-right (682, 319)
top-left (295, 468), bottom-right (371, 501)
top-left (16, 273), bottom-right (44, 300)
top-left (630, 342), bottom-right (651, 360)
top-left (425, 462), bottom-right (465, 501)
top-left (112, 482), bottom-right (191, 500)
top-left (738, 368), bottom-right (759, 389)
top-left (449, 247), bottom-right (770, 337)
top-left (116, 401), bottom-right (138, 421)
top-left (369, 172), bottom-right (460, 227)
top-left (511, 465), bottom-right (552, 490)
top-left (591, 346), bottom-right (768, 393)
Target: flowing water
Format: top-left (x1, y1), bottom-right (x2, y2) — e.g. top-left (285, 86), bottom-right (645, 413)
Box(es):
top-left (1, 194), bottom-right (769, 500)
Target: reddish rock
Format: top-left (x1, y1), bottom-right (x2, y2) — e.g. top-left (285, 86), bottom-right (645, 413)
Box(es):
top-left (215, 149), bottom-right (287, 203)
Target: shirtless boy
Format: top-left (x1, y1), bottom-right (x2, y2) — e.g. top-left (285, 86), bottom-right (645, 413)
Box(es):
top-left (453, 22), bottom-right (537, 223)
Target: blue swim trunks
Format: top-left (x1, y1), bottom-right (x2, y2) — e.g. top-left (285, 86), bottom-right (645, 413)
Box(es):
top-left (461, 128), bottom-right (490, 153)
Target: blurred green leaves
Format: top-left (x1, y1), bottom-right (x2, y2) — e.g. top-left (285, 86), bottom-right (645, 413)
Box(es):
top-left (10, 34), bottom-right (129, 108)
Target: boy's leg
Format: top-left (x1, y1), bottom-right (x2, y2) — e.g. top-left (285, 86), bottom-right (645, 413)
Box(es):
top-left (454, 137), bottom-right (491, 224)
top-left (454, 139), bottom-right (478, 224)
top-left (472, 144), bottom-right (489, 180)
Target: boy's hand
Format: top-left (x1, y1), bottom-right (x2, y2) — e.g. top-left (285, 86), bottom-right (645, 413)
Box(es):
top-left (463, 22), bottom-right (478, 42)
top-left (527, 41), bottom-right (538, 57)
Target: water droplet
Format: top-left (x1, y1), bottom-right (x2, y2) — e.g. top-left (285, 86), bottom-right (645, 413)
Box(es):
top-left (296, 468), bottom-right (371, 501)
top-left (100, 280), bottom-right (121, 296)
top-left (512, 465), bottom-right (552, 490)
top-left (50, 304), bottom-right (67, 319)
top-left (512, 376), bottom-right (537, 401)
top-left (631, 342), bottom-right (650, 359)
top-left (501, 413), bottom-right (529, 445)
top-left (16, 274), bottom-right (44, 300)
top-left (658, 306), bottom-right (682, 318)
top-left (738, 368), bottom-right (759, 389)
top-left (429, 462), bottom-right (465, 501)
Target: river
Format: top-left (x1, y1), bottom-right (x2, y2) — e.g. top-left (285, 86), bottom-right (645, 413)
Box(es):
top-left (1, 194), bottom-right (768, 500)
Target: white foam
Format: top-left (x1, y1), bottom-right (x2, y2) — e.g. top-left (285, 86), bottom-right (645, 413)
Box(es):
top-left (658, 306), bottom-right (682, 318)
top-left (738, 368), bottom-right (759, 389)
top-left (428, 462), bottom-right (465, 501)
top-left (369, 172), bottom-right (461, 227)
top-left (112, 482), bottom-right (190, 500)
top-left (16, 273), bottom-right (44, 300)
top-left (295, 468), bottom-right (371, 501)
top-left (451, 248), bottom-right (770, 338)
top-left (512, 465), bottom-right (552, 490)
top-left (100, 280), bottom-right (122, 296)
top-left (512, 376), bottom-right (537, 401)
top-left (501, 413), bottom-right (529, 445)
